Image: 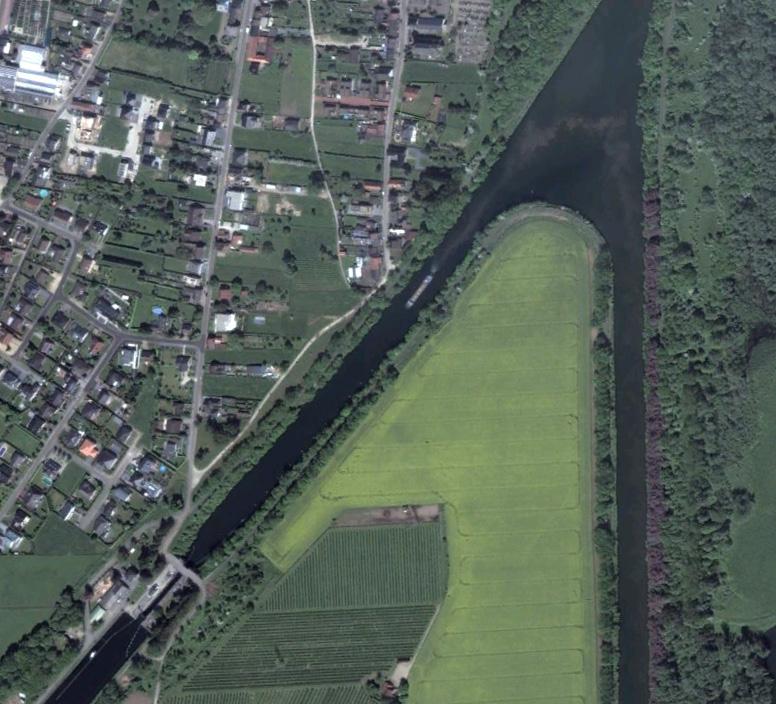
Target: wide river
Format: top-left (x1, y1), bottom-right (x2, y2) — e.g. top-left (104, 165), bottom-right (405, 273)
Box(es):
top-left (45, 0), bottom-right (652, 701)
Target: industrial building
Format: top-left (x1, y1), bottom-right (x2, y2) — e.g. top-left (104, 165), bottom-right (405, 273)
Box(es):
top-left (0, 44), bottom-right (64, 98)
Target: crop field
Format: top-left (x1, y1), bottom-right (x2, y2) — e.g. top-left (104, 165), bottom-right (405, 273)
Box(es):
top-left (185, 605), bottom-right (435, 689)
top-left (167, 684), bottom-right (370, 704)
top-left (262, 212), bottom-right (599, 704)
top-left (167, 523), bottom-right (445, 700)
top-left (261, 522), bottom-right (446, 611)
top-left (716, 339), bottom-right (776, 628)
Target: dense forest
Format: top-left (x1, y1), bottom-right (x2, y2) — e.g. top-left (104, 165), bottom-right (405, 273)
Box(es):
top-left (640, 0), bottom-right (776, 700)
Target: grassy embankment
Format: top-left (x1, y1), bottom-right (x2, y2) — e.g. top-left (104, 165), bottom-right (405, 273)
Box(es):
top-left (262, 211), bottom-right (601, 704)
top-left (716, 339), bottom-right (776, 629)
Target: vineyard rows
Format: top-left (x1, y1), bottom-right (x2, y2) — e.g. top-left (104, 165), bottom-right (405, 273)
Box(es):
top-left (259, 522), bottom-right (447, 612)
top-left (184, 605), bottom-right (435, 691)
top-left (167, 684), bottom-right (369, 704)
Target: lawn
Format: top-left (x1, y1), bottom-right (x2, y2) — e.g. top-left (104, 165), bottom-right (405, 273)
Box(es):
top-left (52, 462), bottom-right (85, 496)
top-left (715, 339), bottom-right (776, 628)
top-left (5, 424), bottom-right (41, 456)
top-left (131, 372), bottom-right (160, 440)
top-left (33, 514), bottom-right (105, 556)
top-left (98, 115), bottom-right (130, 150)
top-left (262, 211), bottom-right (600, 704)
top-left (97, 153), bottom-right (121, 181)
top-left (265, 160), bottom-right (316, 185)
top-left (202, 374), bottom-right (274, 400)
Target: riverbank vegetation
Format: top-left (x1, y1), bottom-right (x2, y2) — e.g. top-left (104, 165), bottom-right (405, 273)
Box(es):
top-left (592, 249), bottom-right (618, 704)
top-left (0, 588), bottom-right (85, 701)
top-left (171, 0), bottom-right (603, 557)
top-left (639, 0), bottom-right (776, 699)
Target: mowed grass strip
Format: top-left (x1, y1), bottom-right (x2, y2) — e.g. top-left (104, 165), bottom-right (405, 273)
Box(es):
top-left (261, 212), bottom-right (599, 704)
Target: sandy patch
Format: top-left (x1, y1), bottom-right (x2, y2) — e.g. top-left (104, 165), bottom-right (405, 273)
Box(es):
top-left (274, 197), bottom-right (301, 216)
top-left (124, 692), bottom-right (152, 704)
top-left (333, 504), bottom-right (440, 527)
top-left (255, 193), bottom-right (270, 213)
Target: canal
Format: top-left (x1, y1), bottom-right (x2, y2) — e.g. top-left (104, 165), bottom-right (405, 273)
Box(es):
top-left (46, 0), bottom-right (652, 701)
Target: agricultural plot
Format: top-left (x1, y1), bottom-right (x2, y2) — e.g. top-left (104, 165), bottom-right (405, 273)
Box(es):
top-left (166, 522), bottom-right (446, 700)
top-left (716, 339), bottom-right (776, 628)
top-left (185, 606), bottom-right (435, 689)
top-left (167, 684), bottom-right (369, 704)
top-left (262, 213), bottom-right (600, 704)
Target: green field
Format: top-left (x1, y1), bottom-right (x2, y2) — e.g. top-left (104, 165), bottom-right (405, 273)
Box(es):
top-left (166, 522), bottom-right (446, 700)
top-left (280, 40), bottom-right (314, 118)
top-left (716, 339), bottom-right (776, 628)
top-left (0, 108), bottom-right (47, 132)
top-left (6, 424), bottom-right (41, 455)
top-left (100, 38), bottom-right (232, 93)
top-left (98, 115), bottom-right (130, 150)
top-left (232, 129), bottom-right (317, 161)
top-left (239, 65), bottom-right (282, 112)
top-left (0, 547), bottom-right (104, 655)
top-left (262, 212), bottom-right (600, 704)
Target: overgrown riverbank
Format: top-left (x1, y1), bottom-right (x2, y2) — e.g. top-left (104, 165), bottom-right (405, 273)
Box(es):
top-left (638, 0), bottom-right (776, 699)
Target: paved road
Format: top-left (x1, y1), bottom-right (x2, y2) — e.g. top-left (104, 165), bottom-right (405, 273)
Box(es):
top-left (0, 338), bottom-right (120, 519)
top-left (380, 0), bottom-right (408, 274)
top-left (159, 0), bottom-right (256, 559)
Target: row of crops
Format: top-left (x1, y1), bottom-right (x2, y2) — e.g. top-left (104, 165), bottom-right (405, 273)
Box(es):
top-left (167, 684), bottom-right (369, 704)
top-left (166, 522), bottom-right (447, 701)
top-left (184, 605), bottom-right (436, 689)
top-left (259, 522), bottom-right (447, 612)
